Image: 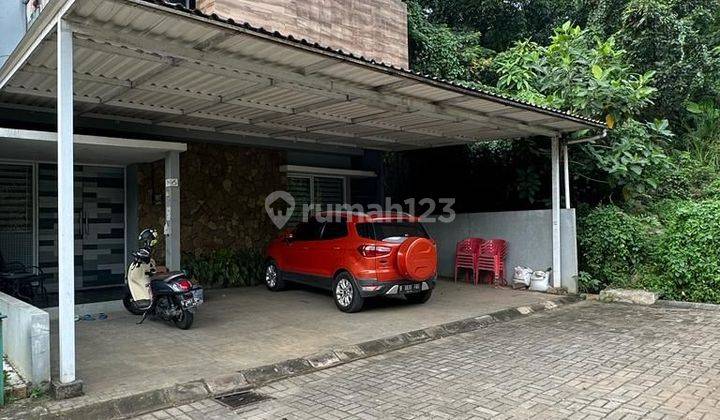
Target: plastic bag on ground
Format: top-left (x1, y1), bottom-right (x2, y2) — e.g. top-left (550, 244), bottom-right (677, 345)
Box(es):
top-left (529, 270), bottom-right (550, 292)
top-left (513, 266), bottom-right (533, 287)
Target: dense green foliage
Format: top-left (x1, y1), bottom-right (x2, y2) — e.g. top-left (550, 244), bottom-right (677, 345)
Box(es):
top-left (577, 205), bottom-right (654, 292)
top-left (579, 199), bottom-right (720, 303)
top-left (395, 0), bottom-right (720, 302)
top-left (652, 200), bottom-right (720, 302)
top-left (182, 249), bottom-right (264, 288)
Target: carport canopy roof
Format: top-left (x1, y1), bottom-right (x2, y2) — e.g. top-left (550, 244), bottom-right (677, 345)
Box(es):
top-left (0, 0), bottom-right (606, 152)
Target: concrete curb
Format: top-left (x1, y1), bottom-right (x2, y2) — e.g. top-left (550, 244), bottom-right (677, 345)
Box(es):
top-left (653, 299), bottom-right (720, 311)
top-left (16, 295), bottom-right (582, 419)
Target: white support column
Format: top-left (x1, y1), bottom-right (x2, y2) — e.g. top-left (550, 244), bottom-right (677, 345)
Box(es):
top-left (563, 141), bottom-right (571, 209)
top-left (57, 19), bottom-right (76, 385)
top-left (164, 151), bottom-right (181, 270)
top-left (551, 136), bottom-right (562, 288)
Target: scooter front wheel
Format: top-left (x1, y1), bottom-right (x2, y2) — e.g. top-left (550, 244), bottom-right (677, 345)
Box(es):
top-left (173, 310), bottom-right (194, 330)
top-left (123, 292), bottom-right (145, 315)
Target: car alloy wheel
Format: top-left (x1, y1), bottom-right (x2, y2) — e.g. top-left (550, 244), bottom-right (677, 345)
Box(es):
top-left (265, 264), bottom-right (277, 288)
top-left (335, 278), bottom-right (353, 308)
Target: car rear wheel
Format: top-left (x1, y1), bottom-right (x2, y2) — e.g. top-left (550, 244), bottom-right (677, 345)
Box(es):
top-left (405, 289), bottom-right (433, 304)
top-left (333, 272), bottom-right (364, 313)
top-left (264, 261), bottom-right (286, 291)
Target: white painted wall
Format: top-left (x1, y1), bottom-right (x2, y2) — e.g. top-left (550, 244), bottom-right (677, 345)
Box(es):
top-left (0, 292), bottom-right (50, 386)
top-left (425, 209), bottom-right (579, 292)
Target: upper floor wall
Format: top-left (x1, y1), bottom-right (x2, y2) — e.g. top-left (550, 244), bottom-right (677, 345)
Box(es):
top-left (195, 0), bottom-right (409, 69)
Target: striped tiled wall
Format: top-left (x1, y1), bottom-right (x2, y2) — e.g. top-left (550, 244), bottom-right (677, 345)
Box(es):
top-left (38, 164), bottom-right (125, 290)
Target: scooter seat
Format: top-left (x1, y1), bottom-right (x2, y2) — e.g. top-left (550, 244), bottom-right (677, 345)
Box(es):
top-left (150, 271), bottom-right (186, 283)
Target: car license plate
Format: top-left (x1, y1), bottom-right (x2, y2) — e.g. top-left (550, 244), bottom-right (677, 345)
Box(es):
top-left (399, 283), bottom-right (422, 293)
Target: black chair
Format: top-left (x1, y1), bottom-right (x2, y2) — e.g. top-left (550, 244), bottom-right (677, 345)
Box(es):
top-left (0, 250), bottom-right (48, 307)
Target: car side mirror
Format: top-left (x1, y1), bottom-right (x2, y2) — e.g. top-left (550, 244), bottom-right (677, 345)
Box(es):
top-left (284, 233), bottom-right (294, 243)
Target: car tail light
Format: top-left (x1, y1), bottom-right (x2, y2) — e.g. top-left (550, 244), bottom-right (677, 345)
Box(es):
top-left (358, 244), bottom-right (392, 257)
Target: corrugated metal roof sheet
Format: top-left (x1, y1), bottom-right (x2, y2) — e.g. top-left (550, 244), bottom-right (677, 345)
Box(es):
top-left (0, 0), bottom-right (605, 151)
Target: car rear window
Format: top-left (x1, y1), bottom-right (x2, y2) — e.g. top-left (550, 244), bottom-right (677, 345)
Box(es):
top-left (356, 222), bottom-right (429, 241)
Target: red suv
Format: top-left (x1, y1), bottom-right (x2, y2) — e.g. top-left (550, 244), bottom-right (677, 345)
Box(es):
top-left (264, 212), bottom-right (438, 312)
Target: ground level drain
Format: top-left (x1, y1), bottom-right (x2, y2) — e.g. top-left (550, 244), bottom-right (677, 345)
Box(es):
top-left (215, 391), bottom-right (272, 409)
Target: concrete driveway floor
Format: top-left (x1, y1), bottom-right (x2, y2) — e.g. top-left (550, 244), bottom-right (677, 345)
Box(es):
top-left (141, 300), bottom-right (720, 419)
top-left (50, 280), bottom-right (560, 400)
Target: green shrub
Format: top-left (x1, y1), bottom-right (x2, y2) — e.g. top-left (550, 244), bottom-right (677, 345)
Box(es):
top-left (577, 271), bottom-right (600, 294)
top-left (579, 199), bottom-right (720, 304)
top-left (652, 200), bottom-right (720, 303)
top-left (182, 248), bottom-right (265, 288)
top-left (577, 205), bottom-right (656, 292)
top-left (654, 152), bottom-right (718, 201)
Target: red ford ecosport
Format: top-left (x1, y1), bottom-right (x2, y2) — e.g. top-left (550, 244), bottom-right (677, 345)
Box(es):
top-left (264, 212), bottom-right (438, 312)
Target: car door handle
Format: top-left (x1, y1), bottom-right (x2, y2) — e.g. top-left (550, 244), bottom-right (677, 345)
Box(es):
top-left (302, 246), bottom-right (310, 250)
top-left (332, 246), bottom-right (341, 251)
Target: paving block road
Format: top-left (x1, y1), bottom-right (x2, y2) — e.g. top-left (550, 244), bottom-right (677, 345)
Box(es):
top-left (135, 301), bottom-right (720, 419)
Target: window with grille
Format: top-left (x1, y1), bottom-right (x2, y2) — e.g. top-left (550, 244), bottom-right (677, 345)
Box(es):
top-left (0, 164), bottom-right (34, 267)
top-left (287, 174), bottom-right (346, 226)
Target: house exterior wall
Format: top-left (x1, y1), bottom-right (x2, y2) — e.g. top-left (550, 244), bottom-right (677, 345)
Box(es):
top-left (195, 0), bottom-right (409, 68)
top-left (137, 143), bottom-right (287, 263)
top-left (425, 209), bottom-right (579, 293)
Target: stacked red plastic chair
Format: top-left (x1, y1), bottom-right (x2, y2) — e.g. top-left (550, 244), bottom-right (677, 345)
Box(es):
top-left (453, 238), bottom-right (484, 284)
top-left (477, 239), bottom-right (508, 285)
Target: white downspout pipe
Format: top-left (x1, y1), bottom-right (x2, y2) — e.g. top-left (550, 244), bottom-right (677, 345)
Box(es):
top-left (551, 136), bottom-right (561, 288)
top-left (563, 142), bottom-right (570, 209)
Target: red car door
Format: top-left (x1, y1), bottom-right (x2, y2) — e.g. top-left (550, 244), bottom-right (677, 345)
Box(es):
top-left (286, 219), bottom-right (323, 275)
top-left (311, 219), bottom-right (349, 282)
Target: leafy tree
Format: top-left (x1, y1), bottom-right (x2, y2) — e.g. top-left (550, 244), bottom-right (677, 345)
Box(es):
top-left (407, 0), bottom-right (493, 86)
top-left (493, 22), bottom-right (656, 125)
top-left (585, 119), bottom-right (673, 202)
top-left (492, 22), bottom-right (669, 202)
top-left (413, 0), bottom-right (586, 52)
top-left (614, 0), bottom-right (720, 122)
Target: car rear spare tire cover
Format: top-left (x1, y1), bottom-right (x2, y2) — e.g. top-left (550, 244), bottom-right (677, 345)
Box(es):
top-left (397, 238), bottom-right (437, 280)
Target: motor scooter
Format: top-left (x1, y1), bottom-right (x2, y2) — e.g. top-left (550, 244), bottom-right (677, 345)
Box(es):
top-left (123, 228), bottom-right (203, 329)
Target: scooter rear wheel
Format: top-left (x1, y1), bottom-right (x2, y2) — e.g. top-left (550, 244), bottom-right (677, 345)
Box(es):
top-left (173, 310), bottom-right (194, 330)
top-left (123, 292), bottom-right (145, 315)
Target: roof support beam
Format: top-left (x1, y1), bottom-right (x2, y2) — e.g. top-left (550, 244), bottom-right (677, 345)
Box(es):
top-left (4, 82), bottom-right (484, 144)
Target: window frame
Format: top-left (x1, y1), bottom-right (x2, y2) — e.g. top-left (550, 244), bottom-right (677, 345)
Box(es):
top-left (287, 173), bottom-right (348, 208)
top-left (287, 173), bottom-right (348, 229)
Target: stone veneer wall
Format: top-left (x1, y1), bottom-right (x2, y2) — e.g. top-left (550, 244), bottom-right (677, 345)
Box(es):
top-left (195, 0), bottom-right (409, 68)
top-left (137, 143), bottom-right (286, 264)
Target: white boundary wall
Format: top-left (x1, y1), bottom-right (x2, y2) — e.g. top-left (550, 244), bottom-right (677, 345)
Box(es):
top-left (425, 209), bottom-right (579, 292)
top-left (0, 292), bottom-right (50, 386)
